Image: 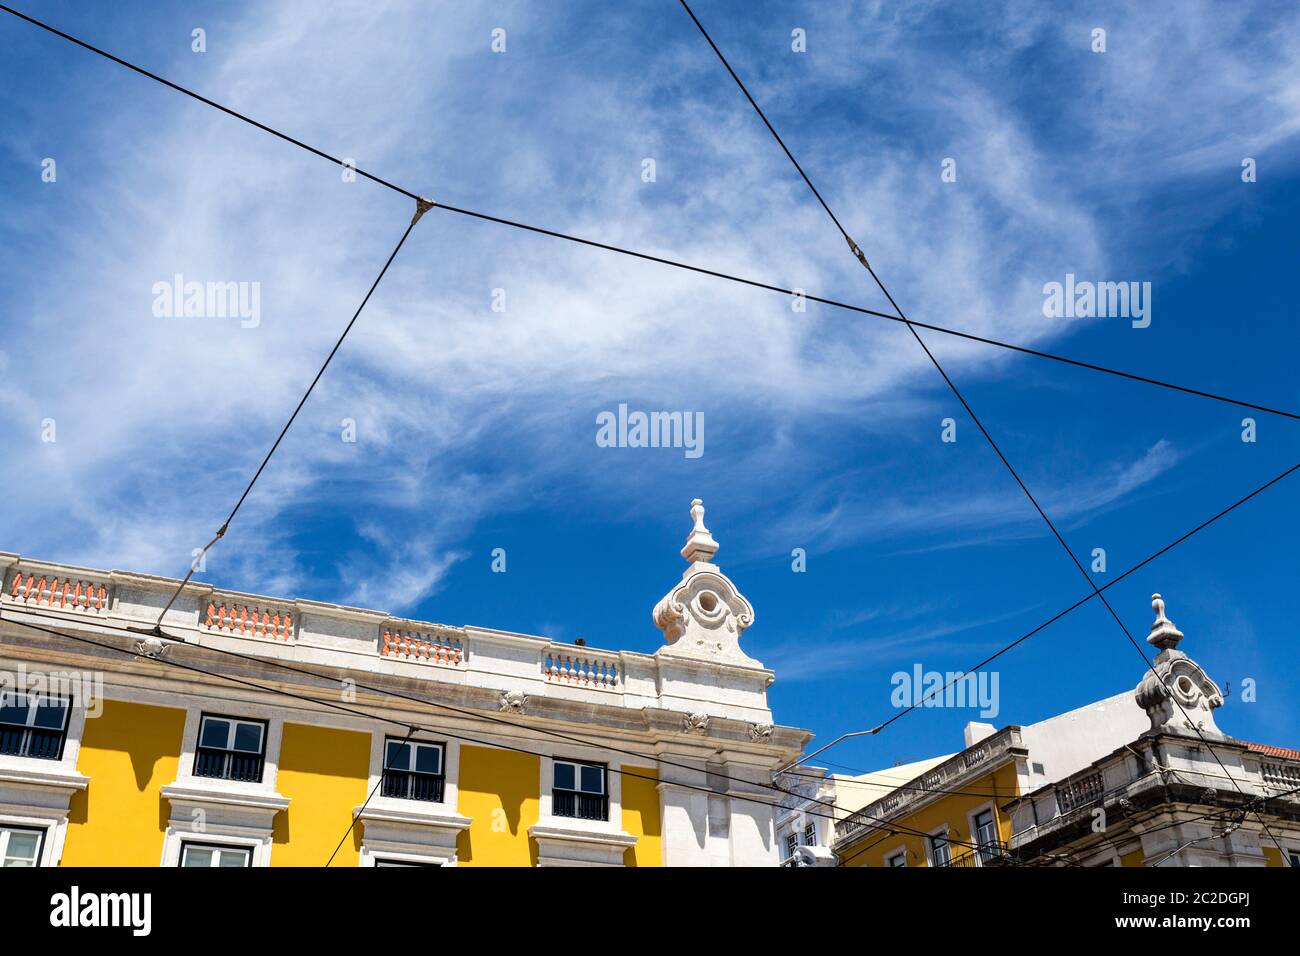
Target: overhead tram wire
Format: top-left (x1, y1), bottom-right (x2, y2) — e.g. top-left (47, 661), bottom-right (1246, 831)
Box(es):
top-left (3, 4), bottom-right (1298, 423)
top-left (8, 449), bottom-right (1296, 866)
top-left (149, 209), bottom-right (430, 629)
top-left (869, 457), bottom-right (1300, 734)
top-left (0, 614), bottom-right (1019, 863)
top-left (326, 724), bottom-right (416, 867)
top-left (7, 604), bottom-right (988, 857)
top-left (836, 782), bottom-right (1300, 868)
top-left (6, 1), bottom-right (1296, 861)
top-left (9, 441), bottom-right (1297, 840)
top-left (0, 399), bottom-right (1291, 869)
top-left (676, 0), bottom-right (1294, 859)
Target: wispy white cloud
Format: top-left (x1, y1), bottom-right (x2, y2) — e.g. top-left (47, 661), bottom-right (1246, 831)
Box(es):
top-left (757, 438), bottom-right (1186, 557)
top-left (1, 0), bottom-right (1296, 615)
top-left (762, 602), bottom-right (1039, 681)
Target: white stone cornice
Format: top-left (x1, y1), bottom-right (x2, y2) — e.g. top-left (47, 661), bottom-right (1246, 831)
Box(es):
top-left (529, 822), bottom-right (638, 867)
top-left (160, 783), bottom-right (290, 815)
top-left (355, 804), bottom-right (472, 831)
top-left (0, 765), bottom-right (90, 800)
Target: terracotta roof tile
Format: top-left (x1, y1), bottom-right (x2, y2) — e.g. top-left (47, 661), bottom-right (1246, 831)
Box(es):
top-left (1243, 741), bottom-right (1300, 761)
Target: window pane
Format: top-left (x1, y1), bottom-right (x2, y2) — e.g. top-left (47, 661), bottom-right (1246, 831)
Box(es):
top-left (414, 745), bottom-right (441, 775)
top-left (579, 765), bottom-right (603, 794)
top-left (385, 741), bottom-right (410, 771)
top-left (554, 762), bottom-right (575, 791)
top-left (33, 700), bottom-right (68, 730)
top-left (217, 849), bottom-right (248, 867)
top-left (199, 719), bottom-right (229, 749)
top-left (0, 695), bottom-right (29, 726)
top-left (4, 831), bottom-right (40, 865)
top-left (182, 847), bottom-right (214, 867)
top-left (232, 723), bottom-right (262, 753)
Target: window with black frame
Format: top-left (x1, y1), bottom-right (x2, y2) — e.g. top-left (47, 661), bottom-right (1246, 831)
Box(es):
top-left (0, 693), bottom-right (69, 760)
top-left (381, 738), bottom-right (445, 802)
top-left (552, 760), bottom-right (608, 821)
top-left (193, 714), bottom-right (267, 783)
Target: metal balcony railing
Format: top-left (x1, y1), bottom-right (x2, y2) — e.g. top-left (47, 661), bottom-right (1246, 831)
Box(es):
top-left (553, 790), bottom-right (609, 821)
top-left (194, 747), bottom-right (264, 783)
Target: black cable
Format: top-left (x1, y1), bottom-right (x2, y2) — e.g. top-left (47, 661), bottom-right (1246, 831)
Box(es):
top-left (153, 217), bottom-right (419, 625)
top-left (0, 612), bottom-right (1013, 861)
top-left (0, 3), bottom-right (419, 203)
top-left (13, 455), bottom-right (1300, 853)
top-left (870, 456), bottom-right (1300, 733)
top-left (676, 0), bottom-right (1293, 858)
top-left (8, 603), bottom-right (1019, 860)
top-left (3, 3), bottom-right (1296, 423)
top-left (5, 0), bottom-right (1295, 863)
top-left (326, 725), bottom-right (416, 866)
top-left (837, 781), bottom-right (1300, 867)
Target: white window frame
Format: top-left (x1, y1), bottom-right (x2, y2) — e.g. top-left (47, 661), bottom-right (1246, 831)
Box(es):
top-left (928, 828), bottom-right (952, 868)
top-left (784, 832), bottom-right (799, 860)
top-left (382, 738), bottom-right (446, 802)
top-left (885, 847), bottom-right (907, 868)
top-left (0, 685), bottom-right (90, 867)
top-left (199, 715), bottom-right (266, 753)
top-left (161, 705), bottom-right (287, 868)
top-left (0, 823), bottom-right (46, 867)
top-left (364, 733), bottom-right (462, 814)
top-left (0, 692), bottom-right (72, 759)
top-left (555, 759), bottom-right (607, 795)
top-left (537, 750), bottom-right (624, 832)
top-left (357, 733), bottom-right (468, 866)
top-left (803, 821), bottom-right (817, 846)
top-left (968, 803), bottom-right (998, 866)
top-left (551, 758), bottom-right (610, 822)
top-left (195, 714), bottom-right (267, 774)
top-left (174, 706), bottom-right (283, 793)
top-left (179, 841), bottom-right (253, 868)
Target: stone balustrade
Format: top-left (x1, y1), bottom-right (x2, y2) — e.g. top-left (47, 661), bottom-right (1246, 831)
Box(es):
top-left (544, 649), bottom-right (620, 689)
top-left (0, 552), bottom-right (777, 724)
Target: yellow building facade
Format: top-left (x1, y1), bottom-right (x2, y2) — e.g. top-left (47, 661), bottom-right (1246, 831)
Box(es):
top-left (0, 501), bottom-right (808, 867)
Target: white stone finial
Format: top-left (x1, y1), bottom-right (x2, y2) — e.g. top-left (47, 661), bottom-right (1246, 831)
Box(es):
top-left (655, 498), bottom-right (759, 668)
top-left (680, 497), bottom-right (719, 564)
top-left (1147, 593), bottom-right (1184, 650)
top-left (1135, 592), bottom-right (1224, 739)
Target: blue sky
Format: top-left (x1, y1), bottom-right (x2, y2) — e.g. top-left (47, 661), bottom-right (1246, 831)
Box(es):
top-left (2, 0), bottom-right (1299, 772)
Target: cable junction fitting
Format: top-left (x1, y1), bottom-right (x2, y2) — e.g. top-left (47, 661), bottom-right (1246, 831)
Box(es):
top-left (411, 196), bottom-right (436, 226)
top-left (845, 234), bottom-right (871, 270)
